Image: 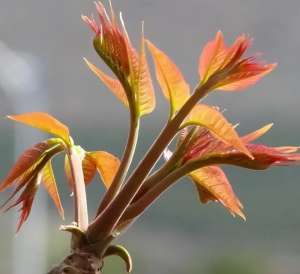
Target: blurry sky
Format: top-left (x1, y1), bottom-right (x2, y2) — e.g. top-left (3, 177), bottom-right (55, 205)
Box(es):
top-left (1, 1), bottom-right (300, 274)
top-left (0, 0), bottom-right (300, 130)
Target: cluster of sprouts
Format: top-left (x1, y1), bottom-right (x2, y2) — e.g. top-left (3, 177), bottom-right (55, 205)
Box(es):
top-left (1, 1), bottom-right (299, 272)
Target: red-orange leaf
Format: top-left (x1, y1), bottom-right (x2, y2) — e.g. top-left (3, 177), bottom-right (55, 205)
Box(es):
top-left (0, 140), bottom-right (64, 231)
top-left (181, 126), bottom-right (300, 170)
top-left (16, 197), bottom-right (35, 232)
top-left (89, 151), bottom-right (120, 188)
top-left (216, 61), bottom-right (277, 91)
top-left (83, 2), bottom-right (130, 76)
top-left (219, 143), bottom-right (300, 170)
top-left (0, 141), bottom-right (50, 192)
top-left (84, 58), bottom-right (129, 107)
top-left (64, 151), bottom-right (119, 189)
top-left (199, 31), bottom-right (226, 83)
top-left (3, 173), bottom-right (41, 232)
top-left (7, 112), bottom-right (70, 145)
top-left (199, 31), bottom-right (276, 91)
top-left (64, 154), bottom-right (97, 188)
top-left (84, 3), bottom-right (155, 118)
top-left (190, 166), bottom-right (245, 220)
top-left (182, 104), bottom-right (252, 158)
top-left (147, 40), bottom-right (190, 118)
top-left (41, 161), bottom-right (64, 219)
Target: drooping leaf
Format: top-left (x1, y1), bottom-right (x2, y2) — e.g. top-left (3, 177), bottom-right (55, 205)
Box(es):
top-left (104, 245), bottom-right (133, 272)
top-left (182, 104), bottom-right (252, 158)
top-left (16, 198), bottom-right (35, 232)
top-left (0, 141), bottom-right (50, 192)
top-left (0, 140), bottom-right (64, 231)
top-left (89, 151), bottom-right (120, 188)
top-left (1, 142), bottom-right (63, 209)
top-left (3, 173), bottom-right (41, 232)
top-left (84, 58), bottom-right (129, 107)
top-left (146, 40), bottom-right (190, 118)
top-left (7, 112), bottom-right (71, 145)
top-left (64, 154), bottom-right (73, 190)
top-left (134, 28), bottom-right (156, 116)
top-left (190, 166), bottom-right (245, 220)
top-left (242, 123), bottom-right (273, 143)
top-left (41, 161), bottom-right (64, 219)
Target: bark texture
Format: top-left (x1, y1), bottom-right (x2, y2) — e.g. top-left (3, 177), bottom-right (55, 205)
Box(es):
top-left (47, 251), bottom-right (102, 274)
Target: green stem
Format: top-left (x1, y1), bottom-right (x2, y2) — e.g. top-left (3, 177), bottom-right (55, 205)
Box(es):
top-left (96, 115), bottom-right (140, 214)
top-left (68, 146), bottom-right (89, 231)
top-left (130, 161), bottom-right (173, 203)
top-left (87, 82), bottom-right (212, 241)
top-left (132, 126), bottom-right (197, 202)
top-left (119, 156), bottom-right (218, 222)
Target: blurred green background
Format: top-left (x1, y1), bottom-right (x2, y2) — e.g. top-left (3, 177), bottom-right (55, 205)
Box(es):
top-left (0, 0), bottom-right (300, 273)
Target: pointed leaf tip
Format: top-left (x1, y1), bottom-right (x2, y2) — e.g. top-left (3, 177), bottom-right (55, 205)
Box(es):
top-left (42, 161), bottom-right (64, 219)
top-left (217, 62), bottom-right (277, 91)
top-left (190, 166), bottom-right (245, 220)
top-left (134, 31), bottom-right (156, 116)
top-left (0, 141), bottom-right (50, 192)
top-left (242, 123), bottom-right (274, 143)
top-left (7, 112), bottom-right (70, 146)
top-left (89, 151), bottom-right (120, 188)
top-left (84, 58), bottom-right (129, 107)
top-left (146, 39), bottom-right (190, 118)
top-left (199, 30), bottom-right (226, 82)
top-left (182, 104), bottom-right (253, 159)
top-left (64, 150), bottom-right (120, 189)
top-left (199, 31), bottom-right (276, 91)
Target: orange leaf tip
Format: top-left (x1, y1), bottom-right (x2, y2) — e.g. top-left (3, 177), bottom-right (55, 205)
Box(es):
top-left (190, 166), bottom-right (246, 220)
top-left (146, 39), bottom-right (190, 117)
top-left (83, 57), bottom-right (129, 107)
top-left (242, 123), bottom-right (274, 143)
top-left (182, 104), bottom-right (253, 159)
top-left (7, 112), bottom-right (71, 146)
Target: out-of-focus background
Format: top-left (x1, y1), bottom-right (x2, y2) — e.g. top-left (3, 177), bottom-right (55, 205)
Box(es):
top-left (0, 0), bottom-right (300, 273)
